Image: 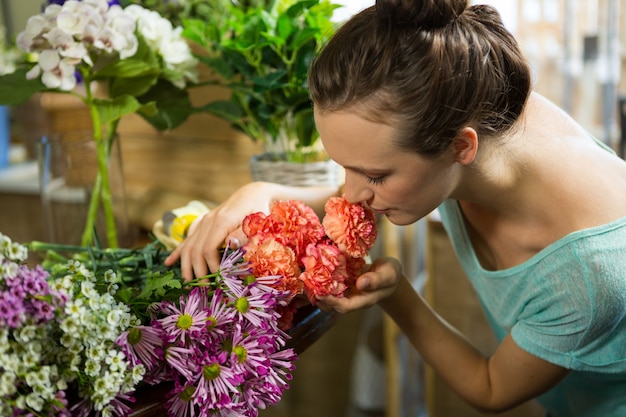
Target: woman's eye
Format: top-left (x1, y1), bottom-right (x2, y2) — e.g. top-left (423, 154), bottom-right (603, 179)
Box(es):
top-left (366, 175), bottom-right (386, 185)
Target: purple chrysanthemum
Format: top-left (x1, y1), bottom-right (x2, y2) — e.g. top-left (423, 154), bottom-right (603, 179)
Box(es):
top-left (202, 289), bottom-right (236, 339)
top-left (116, 325), bottom-right (166, 370)
top-left (165, 382), bottom-right (198, 417)
top-left (157, 288), bottom-right (209, 345)
top-left (165, 345), bottom-right (197, 381)
top-left (229, 286), bottom-right (281, 329)
top-left (192, 350), bottom-right (242, 410)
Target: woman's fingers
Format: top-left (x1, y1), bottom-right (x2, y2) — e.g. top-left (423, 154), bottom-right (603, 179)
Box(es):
top-left (316, 257), bottom-right (402, 314)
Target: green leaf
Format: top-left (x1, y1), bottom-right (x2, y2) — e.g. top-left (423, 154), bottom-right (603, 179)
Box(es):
top-left (109, 74), bottom-right (159, 98)
top-left (136, 271), bottom-right (183, 301)
top-left (291, 27), bottom-right (318, 50)
top-left (200, 100), bottom-right (245, 123)
top-left (93, 95), bottom-right (146, 126)
top-left (0, 68), bottom-right (46, 106)
top-left (196, 55), bottom-right (236, 80)
top-left (135, 79), bottom-right (194, 130)
top-left (294, 107), bottom-right (318, 147)
top-left (276, 12), bottom-right (294, 39)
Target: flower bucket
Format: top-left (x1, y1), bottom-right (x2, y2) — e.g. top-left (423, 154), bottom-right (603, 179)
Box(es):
top-left (37, 133), bottom-right (136, 247)
top-left (249, 153), bottom-right (344, 187)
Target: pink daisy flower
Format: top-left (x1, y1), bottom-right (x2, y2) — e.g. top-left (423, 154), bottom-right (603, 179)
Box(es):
top-left (165, 382), bottom-right (198, 417)
top-left (116, 325), bottom-right (165, 370)
top-left (157, 288), bottom-right (209, 345)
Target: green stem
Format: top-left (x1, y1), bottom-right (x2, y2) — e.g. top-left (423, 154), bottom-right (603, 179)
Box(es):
top-left (80, 78), bottom-right (120, 248)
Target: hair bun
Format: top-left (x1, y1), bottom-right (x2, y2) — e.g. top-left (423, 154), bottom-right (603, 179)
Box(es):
top-left (376, 0), bottom-right (467, 28)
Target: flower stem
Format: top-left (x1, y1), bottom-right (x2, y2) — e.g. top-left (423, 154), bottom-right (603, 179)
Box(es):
top-left (80, 79), bottom-right (120, 248)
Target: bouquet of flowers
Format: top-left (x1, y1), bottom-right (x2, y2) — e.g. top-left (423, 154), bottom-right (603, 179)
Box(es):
top-left (0, 0), bottom-right (198, 248)
top-left (0, 196), bottom-right (377, 417)
top-left (242, 197), bottom-right (378, 320)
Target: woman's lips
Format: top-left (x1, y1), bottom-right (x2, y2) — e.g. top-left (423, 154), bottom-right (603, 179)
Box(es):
top-left (369, 206), bottom-right (390, 215)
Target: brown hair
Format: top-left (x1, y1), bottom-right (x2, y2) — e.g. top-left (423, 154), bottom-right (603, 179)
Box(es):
top-left (308, 0), bottom-right (532, 156)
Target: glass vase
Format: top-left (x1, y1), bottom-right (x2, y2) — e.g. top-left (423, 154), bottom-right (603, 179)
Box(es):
top-left (37, 133), bottom-right (135, 248)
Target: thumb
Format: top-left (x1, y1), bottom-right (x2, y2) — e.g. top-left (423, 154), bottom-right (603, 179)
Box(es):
top-left (226, 227), bottom-right (247, 249)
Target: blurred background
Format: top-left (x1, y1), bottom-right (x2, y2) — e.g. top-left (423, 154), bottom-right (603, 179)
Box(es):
top-left (0, 1), bottom-right (624, 417)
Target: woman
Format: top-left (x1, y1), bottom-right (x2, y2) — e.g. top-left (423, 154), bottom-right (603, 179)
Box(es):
top-left (166, 1), bottom-right (626, 415)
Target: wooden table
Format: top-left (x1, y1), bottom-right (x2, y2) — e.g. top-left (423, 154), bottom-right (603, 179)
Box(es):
top-left (130, 305), bottom-right (338, 416)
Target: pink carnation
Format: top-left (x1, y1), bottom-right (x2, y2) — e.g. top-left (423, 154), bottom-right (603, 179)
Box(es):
top-left (323, 196), bottom-right (378, 258)
top-left (299, 242), bottom-right (349, 304)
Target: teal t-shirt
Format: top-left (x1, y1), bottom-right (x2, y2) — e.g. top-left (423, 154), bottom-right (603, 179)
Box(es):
top-left (438, 199), bottom-right (626, 417)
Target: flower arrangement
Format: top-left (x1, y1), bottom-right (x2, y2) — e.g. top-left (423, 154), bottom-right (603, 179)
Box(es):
top-left (0, 196), bottom-right (377, 416)
top-left (182, 0), bottom-right (340, 163)
top-left (242, 197), bottom-right (378, 308)
top-left (0, 0), bottom-right (199, 248)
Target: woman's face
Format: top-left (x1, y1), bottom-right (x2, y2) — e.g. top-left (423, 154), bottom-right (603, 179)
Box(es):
top-left (315, 108), bottom-right (460, 225)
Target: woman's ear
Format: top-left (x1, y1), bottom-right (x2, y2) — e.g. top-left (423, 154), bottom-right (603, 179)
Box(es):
top-left (452, 127), bottom-right (478, 165)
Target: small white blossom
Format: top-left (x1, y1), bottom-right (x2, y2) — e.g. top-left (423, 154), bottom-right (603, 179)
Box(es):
top-left (0, 371), bottom-right (17, 396)
top-left (25, 391), bottom-right (45, 412)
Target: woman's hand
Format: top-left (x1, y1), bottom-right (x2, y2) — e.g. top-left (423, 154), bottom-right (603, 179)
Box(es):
top-left (164, 182), bottom-right (276, 280)
top-left (316, 256), bottom-right (403, 313)
top-left (164, 181), bottom-right (341, 281)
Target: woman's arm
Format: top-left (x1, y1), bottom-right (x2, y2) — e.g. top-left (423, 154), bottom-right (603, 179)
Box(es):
top-left (318, 257), bottom-right (571, 412)
top-left (165, 181), bottom-right (340, 280)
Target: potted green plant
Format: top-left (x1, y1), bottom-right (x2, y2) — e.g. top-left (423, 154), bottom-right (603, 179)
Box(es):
top-left (182, 0), bottom-right (340, 165)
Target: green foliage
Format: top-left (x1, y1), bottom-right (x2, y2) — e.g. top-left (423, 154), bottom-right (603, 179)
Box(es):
top-left (183, 0), bottom-right (340, 162)
top-left (31, 238), bottom-right (189, 321)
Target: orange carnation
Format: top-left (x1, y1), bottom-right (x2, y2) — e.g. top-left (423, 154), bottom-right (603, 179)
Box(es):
top-left (243, 238), bottom-right (303, 299)
top-left (243, 200), bottom-right (325, 259)
top-left (322, 196), bottom-right (378, 258)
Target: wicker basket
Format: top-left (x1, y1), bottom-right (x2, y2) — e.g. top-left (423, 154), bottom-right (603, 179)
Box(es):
top-left (249, 153), bottom-right (344, 187)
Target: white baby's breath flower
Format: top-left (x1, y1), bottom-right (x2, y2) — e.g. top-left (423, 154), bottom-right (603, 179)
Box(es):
top-left (8, 241), bottom-right (27, 261)
top-left (14, 395), bottom-right (27, 410)
top-left (22, 349), bottom-right (40, 369)
top-left (60, 317), bottom-right (81, 337)
top-left (65, 298), bottom-right (86, 318)
top-left (60, 332), bottom-right (77, 348)
top-left (16, 325), bottom-right (37, 344)
top-left (2, 261), bottom-right (18, 279)
top-left (69, 342), bottom-right (83, 356)
top-left (103, 269), bottom-right (117, 283)
top-left (105, 350), bottom-right (127, 373)
top-left (2, 353), bottom-right (21, 373)
top-left (25, 391), bottom-right (45, 412)
top-left (106, 308), bottom-right (124, 327)
top-left (0, 233), bottom-right (11, 252)
top-left (88, 345), bottom-right (107, 361)
top-left (130, 364), bottom-right (146, 384)
top-left (81, 279), bottom-right (98, 299)
top-left (0, 371), bottom-right (17, 396)
top-left (85, 356), bottom-right (103, 377)
top-left (56, 377), bottom-right (68, 391)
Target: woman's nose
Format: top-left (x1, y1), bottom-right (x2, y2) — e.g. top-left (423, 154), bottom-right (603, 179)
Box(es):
top-left (343, 172), bottom-right (373, 204)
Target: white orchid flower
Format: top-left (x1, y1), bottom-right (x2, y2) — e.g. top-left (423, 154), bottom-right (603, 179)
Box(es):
top-left (16, 15), bottom-right (49, 51)
top-left (34, 50), bottom-right (77, 91)
top-left (123, 4), bottom-right (197, 87)
top-left (45, 27), bottom-right (89, 63)
top-left (99, 6), bottom-right (138, 59)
